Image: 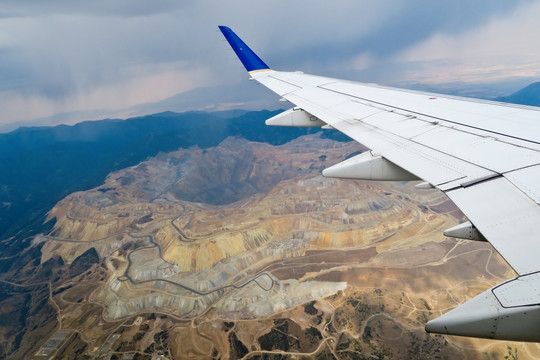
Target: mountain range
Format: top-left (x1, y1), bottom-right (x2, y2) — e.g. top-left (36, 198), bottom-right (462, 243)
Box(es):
top-left (2, 79), bottom-right (538, 134)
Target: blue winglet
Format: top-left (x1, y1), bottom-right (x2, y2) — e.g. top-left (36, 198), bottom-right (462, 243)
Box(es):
top-left (219, 26), bottom-right (270, 72)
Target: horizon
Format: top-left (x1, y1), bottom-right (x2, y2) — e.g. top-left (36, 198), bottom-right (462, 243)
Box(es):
top-left (1, 77), bottom-right (538, 134)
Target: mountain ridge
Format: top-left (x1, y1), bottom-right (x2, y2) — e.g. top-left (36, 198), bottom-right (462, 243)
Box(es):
top-left (3, 78), bottom-right (538, 134)
top-left (495, 81), bottom-right (540, 106)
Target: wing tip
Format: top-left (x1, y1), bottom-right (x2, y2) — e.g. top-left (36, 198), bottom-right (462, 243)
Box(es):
top-left (218, 26), bottom-right (271, 72)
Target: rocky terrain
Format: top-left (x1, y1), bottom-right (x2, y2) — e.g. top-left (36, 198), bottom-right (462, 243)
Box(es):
top-left (5, 134), bottom-right (536, 359)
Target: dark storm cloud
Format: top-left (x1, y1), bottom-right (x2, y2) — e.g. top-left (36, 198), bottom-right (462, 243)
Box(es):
top-left (0, 0), bottom-right (188, 17)
top-left (248, 0), bottom-right (533, 74)
top-left (0, 0), bottom-right (537, 127)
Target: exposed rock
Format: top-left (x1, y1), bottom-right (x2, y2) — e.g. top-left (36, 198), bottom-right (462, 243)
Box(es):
top-left (41, 135), bottom-right (457, 324)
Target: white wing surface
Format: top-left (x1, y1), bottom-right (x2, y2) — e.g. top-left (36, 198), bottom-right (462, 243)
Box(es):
top-left (219, 26), bottom-right (540, 341)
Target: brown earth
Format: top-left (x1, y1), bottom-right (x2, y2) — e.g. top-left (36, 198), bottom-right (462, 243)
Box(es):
top-left (14, 134), bottom-right (536, 360)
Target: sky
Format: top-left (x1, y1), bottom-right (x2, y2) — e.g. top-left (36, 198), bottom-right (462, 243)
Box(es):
top-left (1, 0), bottom-right (540, 131)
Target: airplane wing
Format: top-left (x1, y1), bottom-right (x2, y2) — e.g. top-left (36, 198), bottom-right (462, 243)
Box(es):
top-left (218, 26), bottom-right (540, 342)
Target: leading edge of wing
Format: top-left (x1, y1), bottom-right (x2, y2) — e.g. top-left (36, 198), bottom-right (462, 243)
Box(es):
top-left (218, 26), bottom-right (271, 73)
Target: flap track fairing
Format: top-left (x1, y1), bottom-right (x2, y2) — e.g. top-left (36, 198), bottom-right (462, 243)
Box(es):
top-left (265, 108), bottom-right (326, 127)
top-left (322, 151), bottom-right (420, 181)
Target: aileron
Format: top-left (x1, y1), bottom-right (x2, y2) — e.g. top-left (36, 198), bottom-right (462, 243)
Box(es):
top-left (447, 176), bottom-right (540, 275)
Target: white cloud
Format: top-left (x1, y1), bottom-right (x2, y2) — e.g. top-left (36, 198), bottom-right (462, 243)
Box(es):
top-left (74, 62), bottom-right (209, 111)
top-left (0, 91), bottom-right (57, 123)
top-left (349, 52), bottom-right (375, 71)
top-left (394, 1), bottom-right (540, 83)
top-left (0, 62), bottom-right (208, 124)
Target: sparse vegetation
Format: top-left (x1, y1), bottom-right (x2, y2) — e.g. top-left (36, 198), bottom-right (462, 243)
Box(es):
top-left (303, 301), bottom-right (318, 315)
top-left (505, 345), bottom-right (518, 360)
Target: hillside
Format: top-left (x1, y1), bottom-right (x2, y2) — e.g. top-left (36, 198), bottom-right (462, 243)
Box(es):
top-left (0, 110), bottom-right (349, 256)
top-left (496, 81), bottom-right (540, 106)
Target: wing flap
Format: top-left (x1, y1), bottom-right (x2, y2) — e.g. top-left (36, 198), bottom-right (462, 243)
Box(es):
top-left (446, 177), bottom-right (540, 275)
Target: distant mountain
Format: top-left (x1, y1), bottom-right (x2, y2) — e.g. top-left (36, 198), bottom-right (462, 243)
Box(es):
top-left (0, 110), bottom-right (348, 256)
top-left (0, 109), bottom-right (116, 134)
top-left (495, 82), bottom-right (540, 106)
top-left (5, 79), bottom-right (538, 134)
top-left (128, 83), bottom-right (281, 116)
top-left (0, 82), bottom-right (280, 133)
top-left (402, 79), bottom-right (533, 99)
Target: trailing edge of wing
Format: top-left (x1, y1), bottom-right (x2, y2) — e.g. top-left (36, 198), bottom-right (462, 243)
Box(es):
top-left (218, 26), bottom-right (270, 72)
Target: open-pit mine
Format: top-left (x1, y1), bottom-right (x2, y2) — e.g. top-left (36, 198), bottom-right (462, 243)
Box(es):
top-left (30, 134), bottom-right (539, 359)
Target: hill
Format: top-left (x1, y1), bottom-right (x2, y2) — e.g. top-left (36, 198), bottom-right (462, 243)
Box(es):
top-left (0, 110), bottom-right (349, 256)
top-left (495, 81), bottom-right (540, 106)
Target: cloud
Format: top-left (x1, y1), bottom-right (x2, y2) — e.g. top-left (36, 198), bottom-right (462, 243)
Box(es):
top-left (0, 62), bottom-right (208, 124)
top-left (0, 0), bottom-right (190, 18)
top-left (349, 52), bottom-right (376, 71)
top-left (0, 0), bottom-right (536, 129)
top-left (393, 1), bottom-right (540, 83)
